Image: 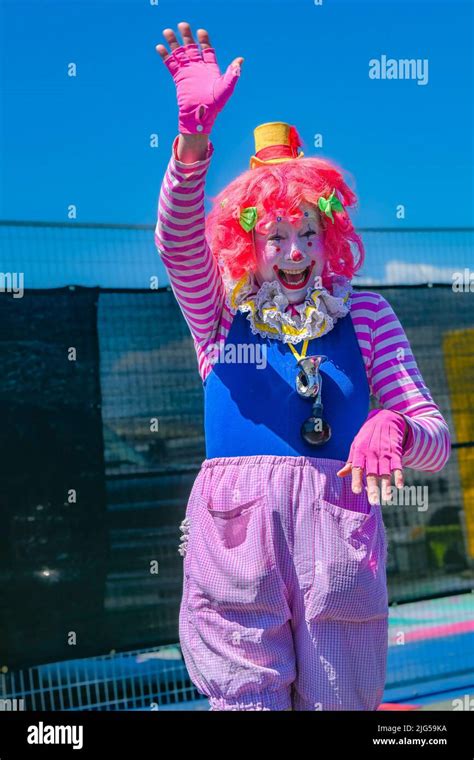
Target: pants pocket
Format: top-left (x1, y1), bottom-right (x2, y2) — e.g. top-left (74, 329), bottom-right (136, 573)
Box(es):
top-left (207, 494), bottom-right (268, 550)
top-left (304, 498), bottom-right (388, 623)
top-left (187, 487), bottom-right (291, 617)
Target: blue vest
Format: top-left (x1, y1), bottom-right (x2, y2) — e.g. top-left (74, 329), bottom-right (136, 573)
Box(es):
top-left (203, 309), bottom-right (369, 460)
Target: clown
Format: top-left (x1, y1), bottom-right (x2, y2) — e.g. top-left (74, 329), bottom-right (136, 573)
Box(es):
top-left (155, 22), bottom-right (451, 711)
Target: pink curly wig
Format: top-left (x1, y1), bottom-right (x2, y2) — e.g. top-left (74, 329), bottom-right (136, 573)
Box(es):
top-left (205, 155), bottom-right (365, 291)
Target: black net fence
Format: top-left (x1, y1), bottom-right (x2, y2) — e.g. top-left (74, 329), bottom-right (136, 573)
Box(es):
top-left (0, 224), bottom-right (473, 679)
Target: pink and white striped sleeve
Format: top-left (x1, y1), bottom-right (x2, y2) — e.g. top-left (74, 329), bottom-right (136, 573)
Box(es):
top-left (351, 291), bottom-right (451, 473)
top-left (154, 135), bottom-right (233, 382)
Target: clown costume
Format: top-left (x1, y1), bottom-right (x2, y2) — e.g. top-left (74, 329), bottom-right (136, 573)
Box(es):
top-left (154, 27), bottom-right (451, 711)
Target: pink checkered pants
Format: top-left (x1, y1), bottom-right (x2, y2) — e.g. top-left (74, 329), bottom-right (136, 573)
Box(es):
top-left (178, 455), bottom-right (389, 711)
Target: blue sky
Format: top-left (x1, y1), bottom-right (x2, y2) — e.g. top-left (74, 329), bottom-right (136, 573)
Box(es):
top-left (0, 0), bottom-right (472, 287)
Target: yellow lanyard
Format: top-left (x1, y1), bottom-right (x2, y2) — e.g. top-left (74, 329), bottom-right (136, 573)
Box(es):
top-left (288, 339), bottom-right (309, 363)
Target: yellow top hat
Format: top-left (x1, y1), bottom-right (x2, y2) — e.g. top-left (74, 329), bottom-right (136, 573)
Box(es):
top-left (250, 121), bottom-right (305, 169)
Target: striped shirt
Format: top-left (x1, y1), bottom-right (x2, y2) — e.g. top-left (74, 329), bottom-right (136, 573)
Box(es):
top-left (155, 135), bottom-right (451, 473)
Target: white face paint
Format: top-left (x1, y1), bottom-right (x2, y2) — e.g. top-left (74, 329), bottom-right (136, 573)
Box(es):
top-left (253, 202), bottom-right (325, 304)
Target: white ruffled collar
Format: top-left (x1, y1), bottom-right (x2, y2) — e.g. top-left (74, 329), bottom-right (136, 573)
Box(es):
top-left (223, 271), bottom-right (353, 345)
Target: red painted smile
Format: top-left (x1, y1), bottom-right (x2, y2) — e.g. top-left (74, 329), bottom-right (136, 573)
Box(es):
top-left (273, 261), bottom-right (315, 290)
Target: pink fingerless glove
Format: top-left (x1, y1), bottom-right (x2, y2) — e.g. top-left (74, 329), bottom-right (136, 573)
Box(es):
top-left (347, 408), bottom-right (412, 477)
top-left (164, 43), bottom-right (242, 135)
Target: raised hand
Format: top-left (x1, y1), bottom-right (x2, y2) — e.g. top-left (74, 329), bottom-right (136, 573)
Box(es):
top-left (155, 21), bottom-right (244, 135)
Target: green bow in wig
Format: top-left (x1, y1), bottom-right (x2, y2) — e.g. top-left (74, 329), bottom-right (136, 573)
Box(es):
top-left (239, 206), bottom-right (258, 233)
top-left (318, 190), bottom-right (344, 223)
